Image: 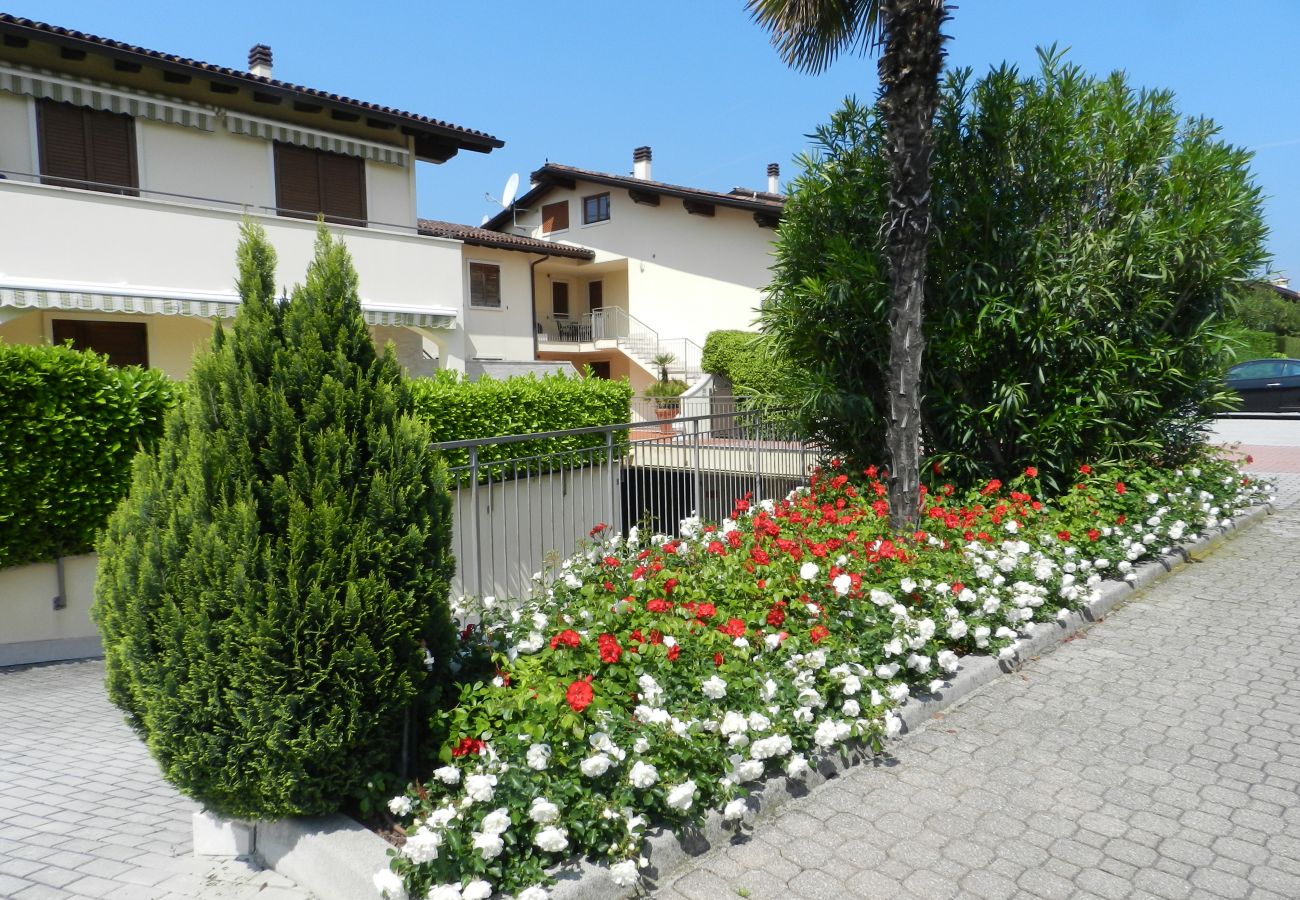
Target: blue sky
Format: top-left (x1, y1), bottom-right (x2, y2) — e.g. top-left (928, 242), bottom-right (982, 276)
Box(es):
top-left (13, 1), bottom-right (1300, 278)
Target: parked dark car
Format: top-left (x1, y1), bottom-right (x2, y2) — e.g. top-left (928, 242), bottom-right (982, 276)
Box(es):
top-left (1225, 358), bottom-right (1300, 412)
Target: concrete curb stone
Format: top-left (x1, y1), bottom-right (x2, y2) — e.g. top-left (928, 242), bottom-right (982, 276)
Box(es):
top-left (254, 501), bottom-right (1273, 900)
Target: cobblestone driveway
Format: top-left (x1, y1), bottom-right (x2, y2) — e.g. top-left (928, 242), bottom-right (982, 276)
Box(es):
top-left (656, 474), bottom-right (1300, 900)
top-left (0, 660), bottom-right (312, 900)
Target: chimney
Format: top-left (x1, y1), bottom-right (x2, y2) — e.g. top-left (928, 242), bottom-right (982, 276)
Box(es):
top-left (767, 163), bottom-right (780, 194)
top-left (633, 146), bottom-right (652, 181)
top-left (248, 44), bottom-right (273, 79)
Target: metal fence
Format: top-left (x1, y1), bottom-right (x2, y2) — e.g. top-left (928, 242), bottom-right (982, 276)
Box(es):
top-left (433, 407), bottom-right (822, 600)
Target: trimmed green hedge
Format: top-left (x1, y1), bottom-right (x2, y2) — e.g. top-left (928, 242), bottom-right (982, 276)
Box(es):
top-left (0, 342), bottom-right (175, 568)
top-left (1223, 325), bottom-right (1279, 365)
top-left (700, 330), bottom-right (786, 398)
top-left (410, 370), bottom-right (632, 478)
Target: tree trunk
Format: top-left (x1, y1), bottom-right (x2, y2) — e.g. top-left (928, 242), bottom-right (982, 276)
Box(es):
top-left (879, 0), bottom-right (946, 529)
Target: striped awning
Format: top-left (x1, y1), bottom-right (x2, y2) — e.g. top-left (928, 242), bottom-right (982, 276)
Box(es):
top-left (0, 284), bottom-right (455, 329)
top-left (225, 113), bottom-right (409, 167)
top-left (0, 63), bottom-right (216, 131)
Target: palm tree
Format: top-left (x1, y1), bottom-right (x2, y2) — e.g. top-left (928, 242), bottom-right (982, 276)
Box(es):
top-left (747, 0), bottom-right (947, 528)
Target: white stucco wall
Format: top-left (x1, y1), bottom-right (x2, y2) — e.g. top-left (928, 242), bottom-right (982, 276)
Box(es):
top-left (137, 119), bottom-right (272, 208)
top-left (0, 91), bottom-right (33, 175)
top-left (0, 554), bottom-right (101, 667)
top-left (512, 182), bottom-right (776, 346)
top-left (462, 246), bottom-right (540, 363)
top-left (366, 158), bottom-right (416, 226)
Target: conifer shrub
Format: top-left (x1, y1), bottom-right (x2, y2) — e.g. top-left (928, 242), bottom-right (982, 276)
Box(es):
top-left (0, 342), bottom-right (174, 568)
top-left (93, 223), bottom-right (455, 819)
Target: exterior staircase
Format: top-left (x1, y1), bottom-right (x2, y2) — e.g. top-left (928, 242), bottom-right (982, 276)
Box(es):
top-left (590, 308), bottom-right (704, 383)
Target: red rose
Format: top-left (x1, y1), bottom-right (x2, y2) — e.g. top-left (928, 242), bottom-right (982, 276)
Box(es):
top-left (589, 523), bottom-right (607, 537)
top-left (1087, 528), bottom-right (1101, 541)
top-left (549, 629), bottom-right (581, 650)
top-left (695, 603), bottom-right (716, 619)
top-left (646, 598), bottom-right (673, 613)
top-left (810, 625), bottom-right (830, 644)
top-left (566, 678), bottom-right (594, 713)
top-left (714, 652), bottom-right (725, 667)
top-left (719, 618), bottom-right (746, 638)
top-left (598, 633), bottom-right (622, 665)
top-left (667, 645), bottom-right (681, 661)
top-left (1024, 466), bottom-right (1038, 478)
top-left (708, 541), bottom-right (726, 555)
top-left (1115, 482), bottom-right (1127, 495)
top-left (663, 578), bottom-right (678, 594)
top-left (1079, 464), bottom-right (1093, 475)
top-left (766, 606), bottom-right (786, 627)
top-left (1057, 530), bottom-right (1071, 541)
top-left (451, 737), bottom-right (485, 757)
top-left (951, 582), bottom-right (965, 595)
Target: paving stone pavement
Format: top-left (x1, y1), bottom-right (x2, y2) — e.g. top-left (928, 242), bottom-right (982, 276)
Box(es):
top-left (655, 472), bottom-right (1300, 900)
top-left (0, 659), bottom-right (314, 900)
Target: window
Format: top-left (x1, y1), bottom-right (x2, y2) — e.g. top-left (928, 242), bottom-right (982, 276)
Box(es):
top-left (552, 282), bottom-right (570, 318)
top-left (1229, 361), bottom-right (1283, 379)
top-left (583, 192), bottom-right (611, 225)
top-left (541, 200), bottom-right (569, 234)
top-left (588, 280), bottom-right (603, 312)
top-left (468, 262), bottom-right (502, 309)
top-left (274, 142), bottom-right (367, 225)
top-left (52, 320), bottom-right (148, 368)
top-left (37, 100), bottom-right (138, 195)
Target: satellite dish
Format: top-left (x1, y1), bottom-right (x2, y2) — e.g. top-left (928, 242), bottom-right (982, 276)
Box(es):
top-left (480, 214), bottom-right (491, 226)
top-left (501, 173), bottom-right (520, 208)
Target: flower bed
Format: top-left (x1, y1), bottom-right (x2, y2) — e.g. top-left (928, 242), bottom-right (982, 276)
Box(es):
top-left (375, 456), bottom-right (1267, 900)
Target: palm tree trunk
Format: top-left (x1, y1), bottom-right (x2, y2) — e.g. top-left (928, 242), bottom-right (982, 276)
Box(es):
top-left (879, 0), bottom-right (946, 529)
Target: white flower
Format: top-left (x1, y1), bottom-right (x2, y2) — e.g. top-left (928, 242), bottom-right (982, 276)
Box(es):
top-left (373, 868), bottom-right (407, 899)
top-left (806, 649), bottom-right (827, 670)
top-left (900, 577), bottom-right (917, 593)
top-left (427, 805), bottom-right (458, 829)
top-left (534, 826), bottom-right (569, 853)
top-left (869, 589), bottom-right (893, 607)
top-left (526, 743), bottom-right (552, 771)
top-left (937, 650), bottom-right (960, 673)
top-left (638, 674), bottom-right (665, 705)
top-left (906, 653), bottom-right (932, 674)
top-left (841, 674), bottom-right (861, 696)
top-left (800, 561), bottom-right (820, 581)
top-left (720, 711), bottom-right (748, 736)
top-left (480, 808), bottom-right (511, 835)
top-left (750, 734), bottom-right (793, 760)
top-left (628, 761), bottom-right (659, 789)
top-left (998, 644), bottom-right (1018, 661)
top-left (387, 796), bottom-right (412, 817)
top-left (723, 798), bottom-right (748, 821)
top-left (947, 620), bottom-right (968, 640)
top-left (733, 759), bottom-right (764, 782)
top-left (702, 675), bottom-right (728, 699)
top-left (884, 711), bottom-right (903, 738)
top-left (833, 573), bottom-right (852, 595)
top-left (580, 754), bottom-right (613, 777)
top-left (748, 711), bottom-right (772, 732)
top-left (464, 773), bottom-right (496, 803)
top-left (462, 881), bottom-right (493, 900)
top-left (887, 683), bottom-right (910, 703)
top-left (529, 797), bottom-right (560, 824)
top-left (875, 662), bottom-right (900, 679)
top-left (518, 888), bottom-right (549, 900)
top-left (609, 860), bottom-right (640, 887)
top-left (472, 829), bottom-right (504, 860)
top-left (974, 626), bottom-right (991, 648)
top-left (1005, 520), bottom-right (1020, 533)
top-left (665, 780), bottom-right (697, 811)
top-left (426, 885), bottom-right (461, 900)
top-left (786, 754), bottom-right (810, 779)
top-left (797, 687), bottom-right (824, 708)
top-left (814, 719), bottom-right (841, 748)
top-left (883, 638), bottom-right (903, 657)
top-left (793, 706), bottom-right (814, 723)
top-left (432, 766), bottom-right (460, 785)
top-left (842, 699), bottom-right (861, 717)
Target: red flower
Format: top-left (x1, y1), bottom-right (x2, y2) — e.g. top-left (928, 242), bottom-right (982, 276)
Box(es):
top-left (766, 605), bottom-right (786, 627)
top-left (1115, 482), bottom-right (1127, 495)
top-left (1087, 528), bottom-right (1101, 542)
top-left (980, 479), bottom-right (1002, 497)
top-left (810, 625), bottom-right (830, 644)
top-left (603, 555), bottom-right (620, 568)
top-left (1116, 514), bottom-right (1127, 525)
top-left (663, 578), bottom-right (678, 594)
top-left (719, 618), bottom-right (747, 638)
top-left (707, 540), bottom-right (726, 555)
top-left (649, 629), bottom-right (663, 645)
top-left (1024, 466), bottom-right (1039, 478)
top-left (451, 737), bottom-right (485, 757)
top-left (1245, 454), bottom-right (1255, 464)
top-left (1079, 464), bottom-right (1093, 475)
top-left (951, 582), bottom-right (965, 595)
top-left (589, 523), bottom-right (608, 537)
top-left (1057, 530), bottom-right (1071, 541)
top-left (598, 633), bottom-right (622, 665)
top-left (566, 678), bottom-right (594, 713)
top-left (750, 546), bottom-right (771, 566)
top-left (646, 598), bottom-right (673, 613)
top-left (713, 652), bottom-right (725, 667)
top-left (667, 645), bottom-right (681, 662)
top-left (695, 603), bottom-right (716, 620)
top-left (549, 629), bottom-right (581, 650)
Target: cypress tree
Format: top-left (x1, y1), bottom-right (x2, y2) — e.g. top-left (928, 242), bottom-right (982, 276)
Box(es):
top-left (94, 222), bottom-right (455, 819)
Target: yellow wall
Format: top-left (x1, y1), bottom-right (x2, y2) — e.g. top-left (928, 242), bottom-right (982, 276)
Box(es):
top-left (1, 310), bottom-right (216, 379)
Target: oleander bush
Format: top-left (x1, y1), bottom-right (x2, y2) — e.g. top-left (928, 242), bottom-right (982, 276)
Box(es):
top-left (762, 51), bottom-right (1268, 494)
top-left (372, 454), bottom-right (1267, 899)
top-left (409, 370), bottom-right (631, 480)
top-left (94, 223), bottom-right (455, 819)
top-left (0, 341), bottom-right (174, 568)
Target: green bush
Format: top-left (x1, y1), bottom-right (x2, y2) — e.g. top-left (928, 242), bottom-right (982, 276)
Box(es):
top-left (1222, 324), bottom-right (1280, 365)
top-left (763, 51), bottom-right (1267, 493)
top-left (94, 223), bottom-right (455, 819)
top-left (1229, 286), bottom-right (1300, 336)
top-left (1282, 335), bottom-right (1300, 359)
top-left (409, 369), bottom-right (631, 479)
top-left (700, 330), bottom-right (787, 398)
top-left (0, 342), bottom-right (174, 568)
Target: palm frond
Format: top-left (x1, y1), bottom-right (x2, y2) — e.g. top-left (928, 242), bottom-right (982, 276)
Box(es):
top-left (746, 0), bottom-right (884, 74)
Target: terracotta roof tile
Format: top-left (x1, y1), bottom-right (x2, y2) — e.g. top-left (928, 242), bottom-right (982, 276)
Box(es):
top-left (418, 220), bottom-right (594, 260)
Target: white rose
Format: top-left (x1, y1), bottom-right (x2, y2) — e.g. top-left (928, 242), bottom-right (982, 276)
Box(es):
top-left (628, 761), bottom-right (659, 789)
top-left (464, 773), bottom-right (496, 803)
top-left (665, 780), bottom-right (697, 811)
top-left (733, 759), bottom-right (764, 782)
top-left (900, 577), bottom-right (917, 593)
top-left (701, 675), bottom-right (728, 699)
top-left (937, 650), bottom-right (960, 673)
top-left (947, 620), bottom-right (968, 639)
top-left (800, 561), bottom-right (819, 580)
top-left (720, 711), bottom-right (748, 735)
top-left (884, 711), bottom-right (903, 738)
top-left (373, 869), bottom-right (407, 899)
top-left (760, 678), bottom-right (779, 701)
top-left (869, 589), bottom-right (893, 607)
top-left (427, 805), bottom-right (457, 828)
top-left (841, 674), bottom-right (861, 696)
top-left (842, 699), bottom-right (861, 717)
top-left (723, 798), bottom-right (748, 821)
top-left (480, 808), bottom-right (511, 835)
top-left (426, 885), bottom-right (461, 900)
top-left (529, 797), bottom-right (560, 824)
top-left (526, 743), bottom-right (552, 771)
top-left (432, 766), bottom-right (460, 785)
top-left (580, 754), bottom-right (613, 777)
top-left (472, 830), bottom-right (504, 860)
top-left (534, 825), bottom-right (569, 853)
top-left (609, 860), bottom-right (640, 887)
top-left (387, 796), bottom-right (412, 817)
top-left (833, 573), bottom-right (852, 595)
top-left (462, 881), bottom-right (493, 900)
top-left (814, 719), bottom-right (840, 748)
top-left (786, 754), bottom-right (810, 779)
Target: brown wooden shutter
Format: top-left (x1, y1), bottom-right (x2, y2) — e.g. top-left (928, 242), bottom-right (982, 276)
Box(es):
top-left (86, 109), bottom-right (137, 195)
top-left (274, 142), bottom-right (321, 219)
top-left (319, 151), bottom-right (367, 224)
top-left (38, 100), bottom-right (90, 188)
top-left (469, 263), bottom-right (501, 308)
top-left (542, 200), bottom-right (569, 234)
top-left (552, 282), bottom-right (570, 317)
top-left (588, 280), bottom-right (603, 311)
top-left (52, 320), bottom-right (149, 368)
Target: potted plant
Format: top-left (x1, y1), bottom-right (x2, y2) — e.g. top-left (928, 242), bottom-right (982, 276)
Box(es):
top-left (651, 351), bottom-right (677, 383)
top-left (644, 378), bottom-right (688, 434)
